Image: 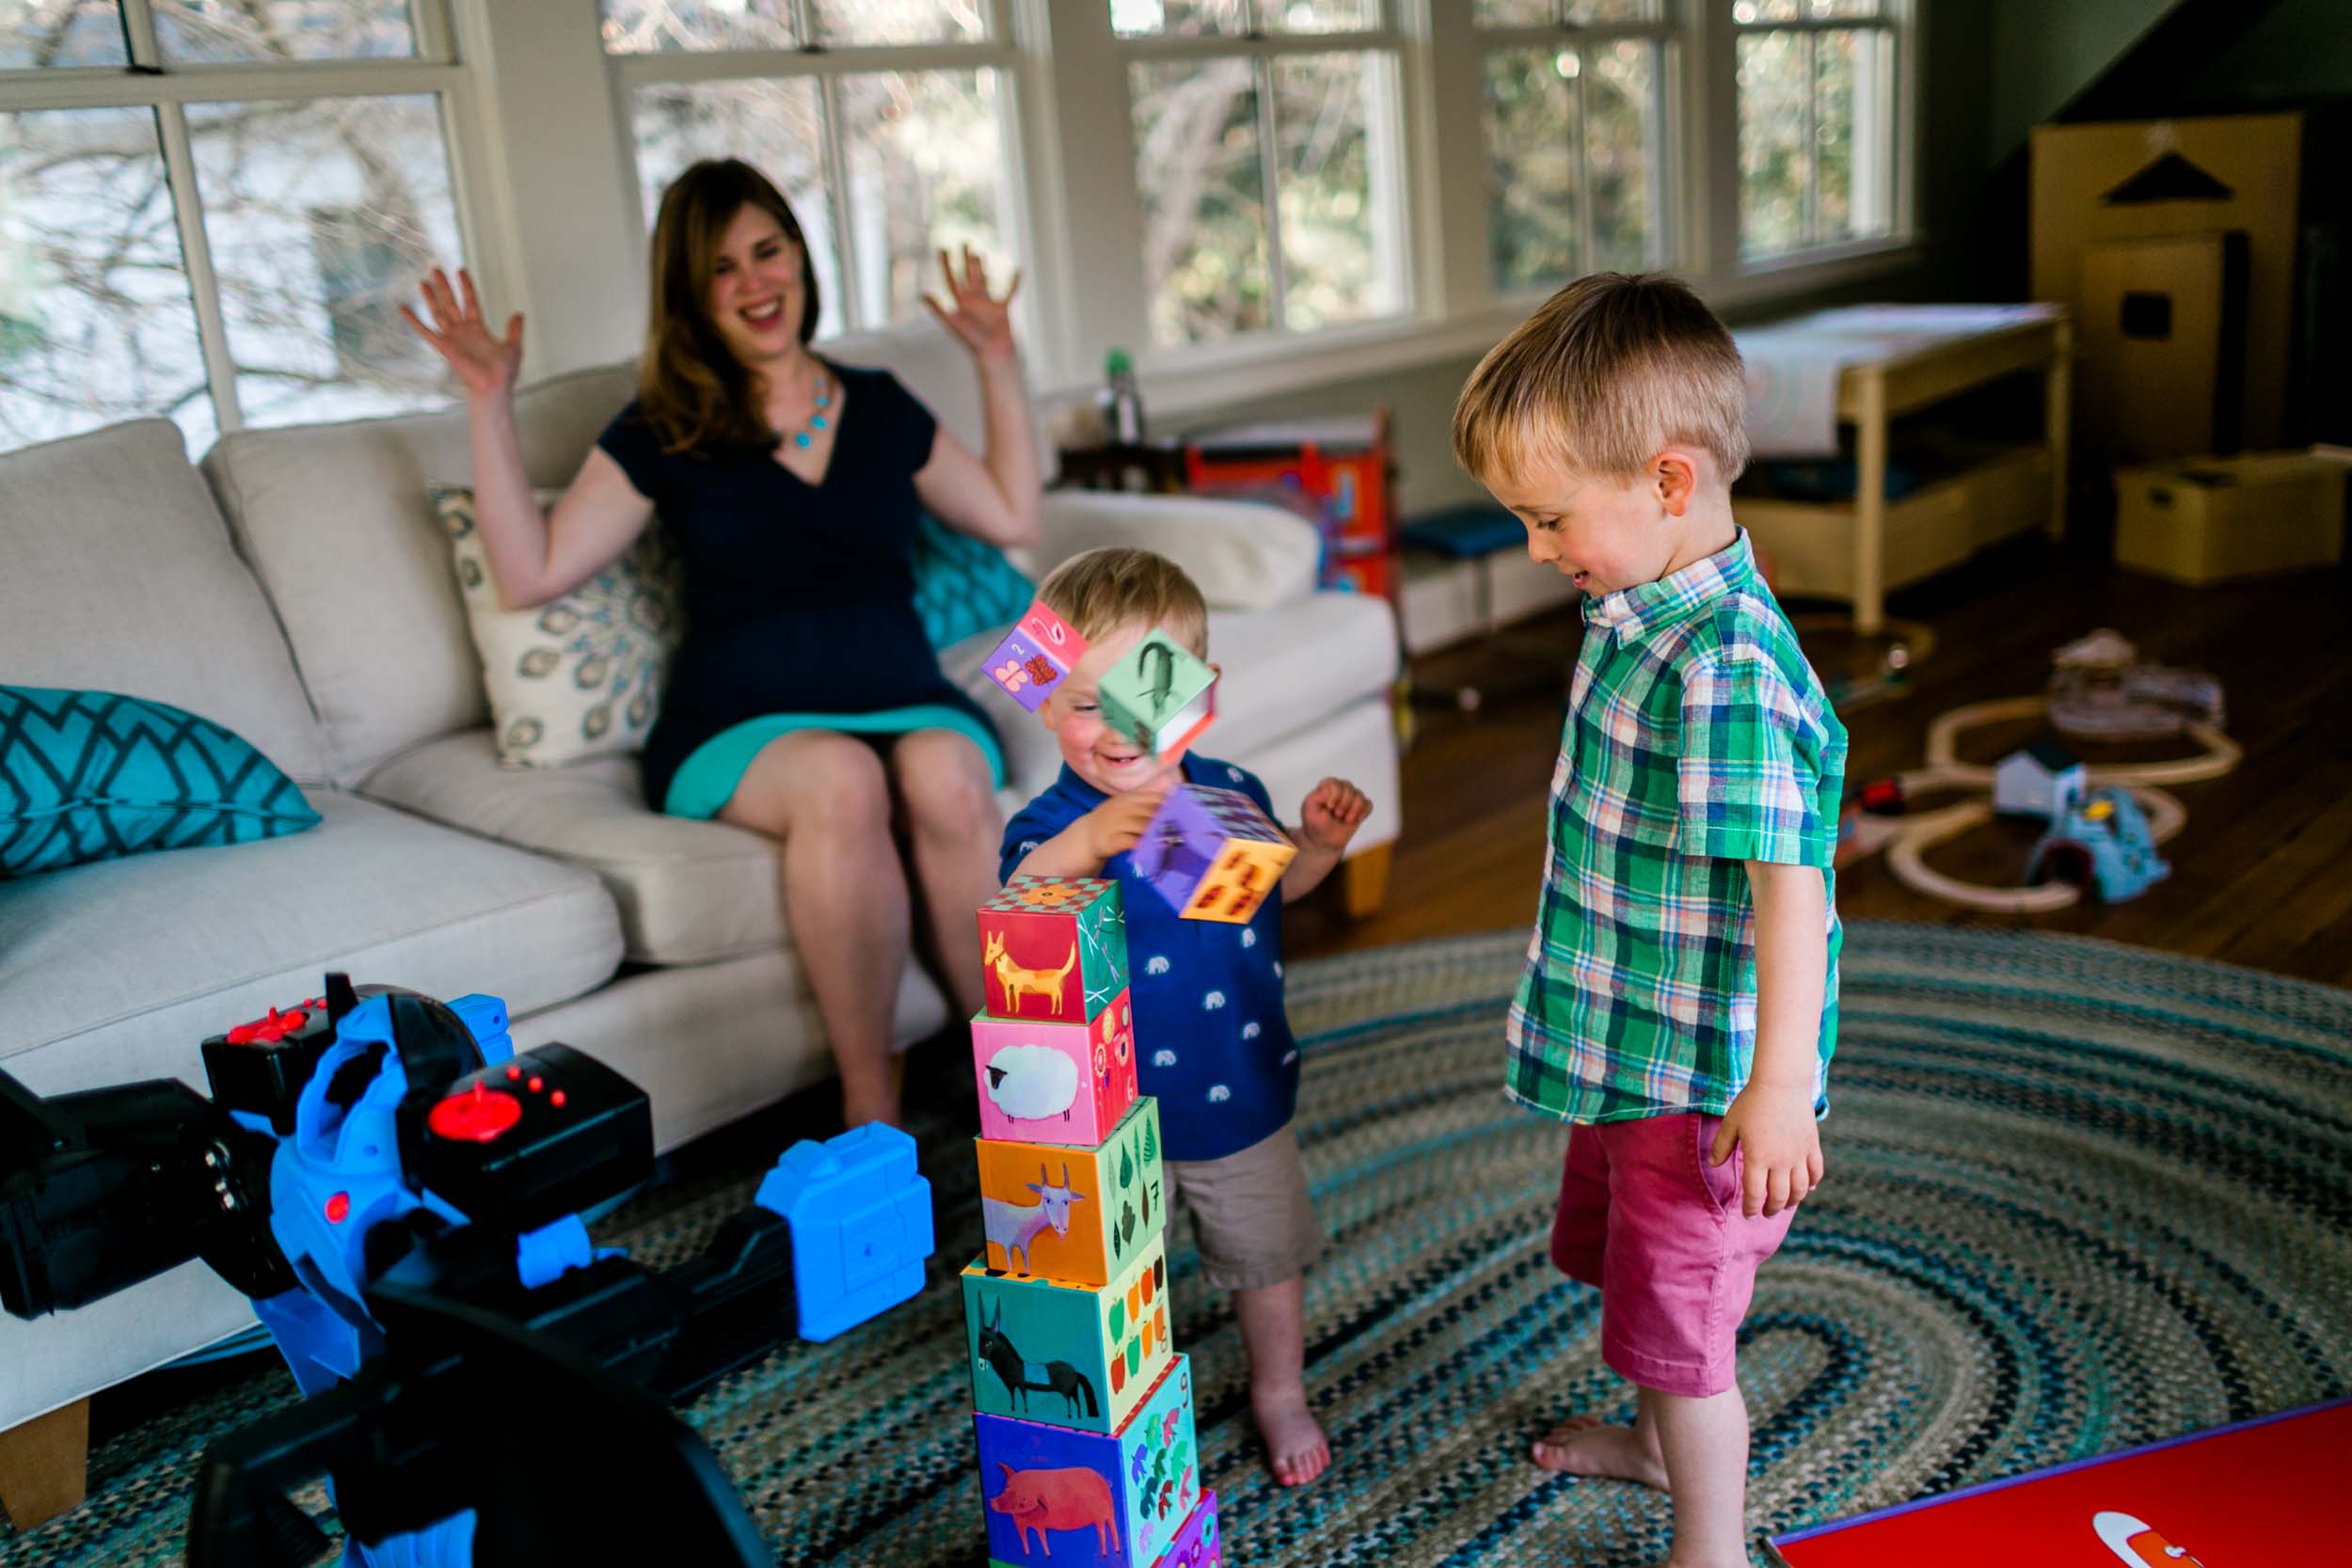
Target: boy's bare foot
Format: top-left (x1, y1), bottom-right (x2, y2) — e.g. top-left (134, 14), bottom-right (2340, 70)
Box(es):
top-left (1252, 1386), bottom-right (1329, 1486)
top-left (1530, 1416), bottom-right (1668, 1490)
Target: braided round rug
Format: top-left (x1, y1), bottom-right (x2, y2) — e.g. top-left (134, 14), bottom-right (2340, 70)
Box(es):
top-left (6, 922), bottom-right (2348, 1567)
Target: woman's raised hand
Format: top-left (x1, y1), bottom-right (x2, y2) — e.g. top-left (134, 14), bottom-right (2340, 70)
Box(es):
top-left (400, 267), bottom-right (523, 404)
top-left (923, 245), bottom-right (1021, 367)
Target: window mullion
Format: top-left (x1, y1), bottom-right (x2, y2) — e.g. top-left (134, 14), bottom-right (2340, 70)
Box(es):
top-left (410, 0), bottom-right (454, 65)
top-left (1572, 47), bottom-right (1593, 277)
top-left (1802, 28), bottom-right (1818, 248)
top-left (1252, 51), bottom-right (1286, 336)
top-left (151, 100), bottom-right (243, 435)
top-left (817, 70), bottom-right (862, 333)
top-left (119, 0), bottom-right (160, 66)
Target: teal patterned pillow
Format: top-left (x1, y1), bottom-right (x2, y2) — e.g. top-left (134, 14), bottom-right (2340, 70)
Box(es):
top-left (914, 514), bottom-right (1033, 650)
top-left (0, 687), bottom-right (321, 878)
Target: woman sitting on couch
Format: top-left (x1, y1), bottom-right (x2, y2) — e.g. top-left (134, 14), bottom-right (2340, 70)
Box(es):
top-left (402, 158), bottom-right (1041, 1127)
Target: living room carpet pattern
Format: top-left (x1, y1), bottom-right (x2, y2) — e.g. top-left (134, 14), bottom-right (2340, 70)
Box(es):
top-left (5, 923), bottom-right (2348, 1568)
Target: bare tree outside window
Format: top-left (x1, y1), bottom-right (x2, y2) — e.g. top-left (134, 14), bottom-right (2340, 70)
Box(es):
top-left (1, 0), bottom-right (127, 68)
top-left (0, 2), bottom-right (472, 455)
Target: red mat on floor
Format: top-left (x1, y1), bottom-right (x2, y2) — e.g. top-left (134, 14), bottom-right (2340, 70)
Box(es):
top-left (1769, 1398), bottom-right (2352, 1566)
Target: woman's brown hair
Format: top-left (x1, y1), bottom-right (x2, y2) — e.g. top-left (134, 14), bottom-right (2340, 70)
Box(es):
top-left (636, 158), bottom-right (823, 456)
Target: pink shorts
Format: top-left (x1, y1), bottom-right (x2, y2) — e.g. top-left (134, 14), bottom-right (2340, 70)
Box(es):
top-left (1550, 1113), bottom-right (1795, 1399)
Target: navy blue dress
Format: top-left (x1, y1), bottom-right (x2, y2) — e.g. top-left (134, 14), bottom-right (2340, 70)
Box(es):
top-left (596, 365), bottom-right (1001, 816)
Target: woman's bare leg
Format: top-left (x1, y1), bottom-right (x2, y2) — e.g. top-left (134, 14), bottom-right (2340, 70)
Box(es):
top-left (721, 731), bottom-right (910, 1125)
top-left (887, 729), bottom-right (1005, 1021)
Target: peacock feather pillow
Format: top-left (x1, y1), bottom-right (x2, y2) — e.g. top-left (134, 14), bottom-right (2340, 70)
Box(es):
top-left (0, 686), bottom-right (321, 878)
top-left (430, 485), bottom-right (683, 768)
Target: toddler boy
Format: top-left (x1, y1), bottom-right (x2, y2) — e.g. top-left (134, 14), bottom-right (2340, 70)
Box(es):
top-left (1454, 274), bottom-right (1847, 1568)
top-left (1001, 546), bottom-right (1372, 1487)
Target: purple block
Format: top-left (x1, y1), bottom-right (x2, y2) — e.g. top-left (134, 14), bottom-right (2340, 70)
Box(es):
top-left (1153, 1491), bottom-right (1221, 1568)
top-left (1130, 787), bottom-right (1224, 914)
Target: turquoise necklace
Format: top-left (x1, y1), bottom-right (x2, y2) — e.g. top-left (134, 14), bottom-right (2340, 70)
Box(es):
top-left (772, 365), bottom-right (833, 451)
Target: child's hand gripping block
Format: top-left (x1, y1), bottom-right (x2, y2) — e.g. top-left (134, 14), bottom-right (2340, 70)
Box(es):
top-left (973, 1352), bottom-right (1200, 1568)
top-left (977, 1098), bottom-right (1165, 1286)
top-left (987, 601), bottom-right (1089, 712)
top-left (753, 1121), bottom-right (935, 1342)
top-left (1097, 630), bottom-right (1216, 758)
top-left (978, 877), bottom-right (1129, 1023)
top-left (963, 1237), bottom-right (1173, 1437)
top-left (972, 992), bottom-right (1138, 1148)
top-left (1131, 784), bottom-right (1297, 924)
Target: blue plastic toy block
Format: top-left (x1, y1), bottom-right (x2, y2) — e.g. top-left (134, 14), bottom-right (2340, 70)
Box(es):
top-left (757, 1121), bottom-right (935, 1341)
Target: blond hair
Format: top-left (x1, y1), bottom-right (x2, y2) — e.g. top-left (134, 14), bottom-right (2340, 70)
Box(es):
top-left (1035, 547), bottom-right (1209, 658)
top-left (1452, 272), bottom-right (1749, 486)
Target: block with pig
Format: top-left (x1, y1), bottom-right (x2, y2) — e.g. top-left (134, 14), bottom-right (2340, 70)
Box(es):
top-left (972, 992), bottom-right (1137, 1148)
top-left (961, 1237), bottom-right (1172, 1435)
top-left (1130, 784), bottom-right (1297, 924)
top-left (979, 877), bottom-right (1129, 1024)
top-left (986, 601), bottom-right (1089, 712)
top-left (1150, 1491), bottom-right (1221, 1568)
top-left (1096, 630), bottom-right (1216, 758)
top-left (975, 1354), bottom-right (1200, 1568)
top-left (977, 1098), bottom-right (1165, 1287)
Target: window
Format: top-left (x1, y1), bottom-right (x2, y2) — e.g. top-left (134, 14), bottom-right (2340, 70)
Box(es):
top-left (1732, 0), bottom-right (1898, 260)
top-left (1474, 0), bottom-right (1674, 293)
top-left (604, 1), bottom-right (1018, 340)
top-left (0, 2), bottom-right (473, 454)
top-left (1114, 0), bottom-right (1407, 348)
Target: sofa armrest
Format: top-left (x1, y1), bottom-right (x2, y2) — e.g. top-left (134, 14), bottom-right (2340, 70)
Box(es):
top-left (1023, 489), bottom-right (1321, 610)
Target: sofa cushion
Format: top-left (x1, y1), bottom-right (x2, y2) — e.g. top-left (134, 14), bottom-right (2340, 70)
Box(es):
top-left (1200, 592), bottom-right (1401, 758)
top-left (200, 363), bottom-right (639, 788)
top-left (361, 730), bottom-right (789, 965)
top-left (431, 483), bottom-right (679, 768)
top-left (0, 420), bottom-right (329, 785)
top-left (0, 686), bottom-right (322, 877)
top-left (0, 791), bottom-right (623, 1092)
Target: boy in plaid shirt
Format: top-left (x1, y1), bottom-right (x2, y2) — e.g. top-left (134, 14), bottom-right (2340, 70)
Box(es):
top-left (1454, 274), bottom-right (1847, 1568)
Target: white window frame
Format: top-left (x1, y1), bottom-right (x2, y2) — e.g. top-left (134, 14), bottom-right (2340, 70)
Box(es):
top-left (1706, 0), bottom-right (1917, 271)
top-left (1069, 1), bottom-right (1416, 365)
top-left (0, 0), bottom-right (504, 438)
top-left (600, 0), bottom-right (1040, 342)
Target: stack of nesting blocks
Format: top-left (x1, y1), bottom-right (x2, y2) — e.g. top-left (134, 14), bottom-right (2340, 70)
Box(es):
top-left (963, 875), bottom-right (1225, 1568)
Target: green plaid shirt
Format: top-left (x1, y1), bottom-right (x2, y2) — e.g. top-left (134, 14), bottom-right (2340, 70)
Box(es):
top-left (1506, 529), bottom-right (1847, 1124)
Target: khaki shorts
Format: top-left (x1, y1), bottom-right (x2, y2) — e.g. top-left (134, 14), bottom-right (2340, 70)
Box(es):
top-left (1164, 1122), bottom-right (1323, 1291)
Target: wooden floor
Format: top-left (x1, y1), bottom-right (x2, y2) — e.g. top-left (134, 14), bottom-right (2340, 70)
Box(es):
top-left (1288, 530), bottom-right (2352, 989)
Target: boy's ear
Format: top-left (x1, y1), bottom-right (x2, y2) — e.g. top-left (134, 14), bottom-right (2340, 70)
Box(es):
top-left (1653, 450), bottom-right (1699, 517)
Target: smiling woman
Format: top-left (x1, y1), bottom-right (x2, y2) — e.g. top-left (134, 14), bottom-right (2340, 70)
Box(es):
top-left (400, 156), bottom-right (1043, 1130)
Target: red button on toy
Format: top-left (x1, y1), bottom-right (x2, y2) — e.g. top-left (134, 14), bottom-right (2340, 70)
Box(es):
top-left (325, 1192), bottom-right (351, 1225)
top-left (427, 1083), bottom-right (523, 1144)
top-left (227, 1006), bottom-right (310, 1046)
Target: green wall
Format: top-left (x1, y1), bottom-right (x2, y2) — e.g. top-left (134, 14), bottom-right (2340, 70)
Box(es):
top-left (1986, 0), bottom-right (2181, 166)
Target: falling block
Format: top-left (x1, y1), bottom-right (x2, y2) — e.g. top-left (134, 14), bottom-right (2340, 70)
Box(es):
top-left (972, 993), bottom-right (1137, 1148)
top-left (1151, 1491), bottom-right (1221, 1568)
top-left (986, 601), bottom-right (1089, 712)
top-left (979, 877), bottom-right (1129, 1023)
top-left (977, 1097), bottom-right (1165, 1286)
top-left (1131, 784), bottom-right (1297, 924)
top-left (976, 1354), bottom-right (1201, 1568)
top-left (1098, 630), bottom-right (1216, 758)
top-left (962, 1237), bottom-right (1172, 1436)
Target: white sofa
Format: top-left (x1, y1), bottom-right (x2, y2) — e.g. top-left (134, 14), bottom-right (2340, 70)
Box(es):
top-left (0, 326), bottom-right (1402, 1499)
